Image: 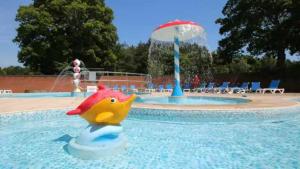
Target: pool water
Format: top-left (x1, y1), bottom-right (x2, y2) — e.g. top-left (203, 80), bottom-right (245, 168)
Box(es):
top-left (0, 93), bottom-right (249, 106)
top-left (0, 108), bottom-right (300, 168)
top-left (135, 96), bottom-right (249, 105)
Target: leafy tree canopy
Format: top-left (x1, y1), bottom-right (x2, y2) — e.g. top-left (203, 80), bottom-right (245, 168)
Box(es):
top-left (14, 0), bottom-right (118, 74)
top-left (115, 42), bottom-right (149, 74)
top-left (216, 0), bottom-right (300, 69)
top-left (0, 66), bottom-right (33, 75)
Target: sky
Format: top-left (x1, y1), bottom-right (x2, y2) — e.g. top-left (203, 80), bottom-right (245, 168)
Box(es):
top-left (0, 0), bottom-right (227, 67)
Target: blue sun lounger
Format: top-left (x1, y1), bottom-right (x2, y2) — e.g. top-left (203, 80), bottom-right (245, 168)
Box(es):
top-left (260, 80), bottom-right (284, 94)
top-left (193, 82), bottom-right (207, 92)
top-left (183, 83), bottom-right (191, 92)
top-left (113, 85), bottom-right (119, 91)
top-left (129, 85), bottom-right (138, 93)
top-left (214, 82), bottom-right (230, 93)
top-left (157, 85), bottom-right (164, 92)
top-left (163, 83), bottom-right (173, 92)
top-left (250, 82), bottom-right (262, 93)
top-left (121, 85), bottom-right (127, 92)
top-left (202, 82), bottom-right (215, 93)
top-left (231, 82), bottom-right (249, 93)
top-left (145, 83), bottom-right (155, 93)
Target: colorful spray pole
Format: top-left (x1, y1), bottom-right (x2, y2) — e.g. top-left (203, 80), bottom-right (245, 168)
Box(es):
top-left (171, 27), bottom-right (183, 96)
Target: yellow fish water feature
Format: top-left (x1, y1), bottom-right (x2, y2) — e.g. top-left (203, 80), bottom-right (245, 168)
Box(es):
top-left (67, 85), bottom-right (136, 125)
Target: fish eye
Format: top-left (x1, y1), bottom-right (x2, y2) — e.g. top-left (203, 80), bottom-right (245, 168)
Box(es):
top-left (111, 98), bottom-right (117, 103)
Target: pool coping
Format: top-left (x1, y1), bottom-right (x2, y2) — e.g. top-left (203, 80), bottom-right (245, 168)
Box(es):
top-left (0, 92), bottom-right (300, 114)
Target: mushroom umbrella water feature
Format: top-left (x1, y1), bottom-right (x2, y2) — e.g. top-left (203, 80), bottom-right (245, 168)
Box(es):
top-left (151, 20), bottom-right (205, 96)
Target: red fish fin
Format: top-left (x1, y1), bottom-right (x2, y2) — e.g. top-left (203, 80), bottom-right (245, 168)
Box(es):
top-left (66, 109), bottom-right (82, 115)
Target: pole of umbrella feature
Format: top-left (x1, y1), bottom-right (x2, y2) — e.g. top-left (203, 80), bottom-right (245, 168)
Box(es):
top-left (171, 33), bottom-right (183, 96)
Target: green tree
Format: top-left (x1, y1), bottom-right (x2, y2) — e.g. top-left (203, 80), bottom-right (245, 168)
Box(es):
top-left (0, 66), bottom-right (33, 75)
top-left (216, 0), bottom-right (300, 69)
top-left (14, 0), bottom-right (118, 74)
top-left (115, 42), bottom-right (149, 73)
top-left (180, 44), bottom-right (211, 82)
top-left (0, 68), bottom-right (5, 75)
top-left (229, 57), bottom-right (251, 74)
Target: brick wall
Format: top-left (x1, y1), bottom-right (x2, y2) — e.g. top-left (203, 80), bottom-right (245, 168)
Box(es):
top-left (0, 76), bottom-right (73, 93)
top-left (0, 75), bottom-right (149, 93)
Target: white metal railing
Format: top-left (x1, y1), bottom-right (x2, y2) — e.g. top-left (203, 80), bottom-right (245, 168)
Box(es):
top-left (80, 70), bottom-right (152, 89)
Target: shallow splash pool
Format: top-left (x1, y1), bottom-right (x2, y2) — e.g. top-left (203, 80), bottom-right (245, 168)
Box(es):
top-left (135, 96), bottom-right (249, 105)
top-left (1, 108), bottom-right (300, 168)
top-left (0, 93), bottom-right (250, 106)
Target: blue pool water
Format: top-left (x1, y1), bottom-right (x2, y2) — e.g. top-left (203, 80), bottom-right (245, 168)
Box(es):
top-left (1, 108), bottom-right (300, 168)
top-left (0, 93), bottom-right (249, 105)
top-left (135, 96), bottom-right (249, 105)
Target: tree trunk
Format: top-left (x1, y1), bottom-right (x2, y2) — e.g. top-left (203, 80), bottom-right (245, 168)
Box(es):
top-left (276, 48), bottom-right (286, 69)
top-left (276, 48), bottom-right (286, 77)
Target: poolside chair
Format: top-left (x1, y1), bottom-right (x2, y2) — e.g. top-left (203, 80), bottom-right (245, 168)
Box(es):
top-left (214, 82), bottom-right (230, 93)
top-left (157, 85), bottom-right (164, 92)
top-left (260, 80), bottom-right (284, 94)
top-left (121, 85), bottom-right (127, 92)
top-left (86, 86), bottom-right (98, 93)
top-left (230, 82), bottom-right (249, 94)
top-left (145, 83), bottom-right (156, 93)
top-left (250, 82), bottom-right (262, 93)
top-left (192, 82), bottom-right (207, 92)
top-left (3, 90), bottom-right (13, 94)
top-left (202, 82), bottom-right (215, 93)
top-left (113, 85), bottom-right (119, 91)
top-left (163, 84), bottom-right (173, 92)
top-left (129, 85), bottom-right (138, 93)
top-left (183, 83), bottom-right (191, 92)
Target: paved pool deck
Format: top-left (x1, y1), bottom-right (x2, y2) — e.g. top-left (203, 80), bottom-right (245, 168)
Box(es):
top-left (0, 93), bottom-right (299, 113)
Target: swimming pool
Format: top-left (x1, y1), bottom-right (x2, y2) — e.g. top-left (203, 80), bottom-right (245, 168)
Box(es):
top-left (0, 93), bottom-right (250, 106)
top-left (1, 108), bottom-right (300, 168)
top-left (135, 96), bottom-right (249, 105)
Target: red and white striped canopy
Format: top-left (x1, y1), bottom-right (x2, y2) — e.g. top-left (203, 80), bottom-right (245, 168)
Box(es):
top-left (151, 20), bottom-right (205, 42)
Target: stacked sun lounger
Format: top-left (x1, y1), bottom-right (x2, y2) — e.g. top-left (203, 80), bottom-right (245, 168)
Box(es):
top-left (112, 85), bottom-right (119, 91)
top-left (129, 85), bottom-right (138, 93)
top-left (0, 89), bottom-right (13, 94)
top-left (193, 82), bottom-right (207, 92)
top-left (230, 82), bottom-right (249, 93)
top-left (214, 82), bottom-right (230, 93)
top-left (183, 83), bottom-right (191, 92)
top-left (145, 83), bottom-right (156, 93)
top-left (202, 82), bottom-right (215, 93)
top-left (163, 84), bottom-right (173, 92)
